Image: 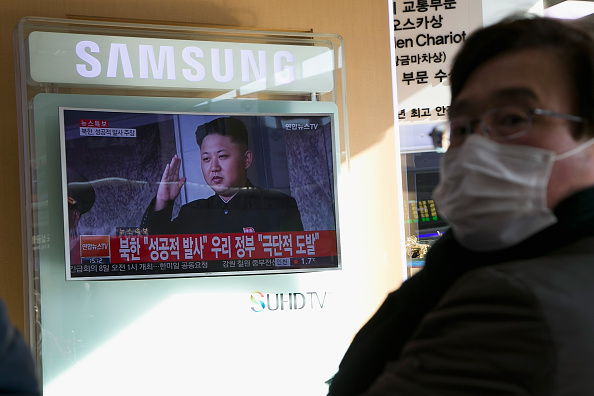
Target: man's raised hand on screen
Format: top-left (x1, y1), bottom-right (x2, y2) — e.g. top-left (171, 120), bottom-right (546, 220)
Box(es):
top-left (155, 154), bottom-right (186, 211)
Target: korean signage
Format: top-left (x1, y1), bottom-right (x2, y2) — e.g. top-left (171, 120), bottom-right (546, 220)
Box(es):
top-left (28, 31), bottom-right (334, 93)
top-left (72, 231), bottom-right (338, 279)
top-left (393, 0), bottom-right (482, 123)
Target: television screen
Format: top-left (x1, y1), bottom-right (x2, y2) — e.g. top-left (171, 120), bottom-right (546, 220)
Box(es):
top-left (60, 108), bottom-right (339, 280)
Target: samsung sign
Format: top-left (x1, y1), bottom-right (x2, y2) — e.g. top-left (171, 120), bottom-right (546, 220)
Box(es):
top-left (27, 31), bottom-right (334, 93)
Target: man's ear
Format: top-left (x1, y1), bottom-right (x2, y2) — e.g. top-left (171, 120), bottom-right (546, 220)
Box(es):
top-left (70, 208), bottom-right (81, 227)
top-left (244, 150), bottom-right (253, 169)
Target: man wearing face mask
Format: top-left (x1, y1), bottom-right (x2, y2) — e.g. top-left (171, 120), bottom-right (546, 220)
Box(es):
top-left (327, 15), bottom-right (594, 396)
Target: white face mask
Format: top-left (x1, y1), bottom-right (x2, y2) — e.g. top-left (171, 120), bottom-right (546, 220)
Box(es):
top-left (432, 134), bottom-right (594, 251)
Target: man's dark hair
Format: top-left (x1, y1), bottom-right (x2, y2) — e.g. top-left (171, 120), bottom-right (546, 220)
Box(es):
top-left (450, 15), bottom-right (594, 137)
top-left (67, 168), bottom-right (95, 214)
top-left (195, 117), bottom-right (249, 148)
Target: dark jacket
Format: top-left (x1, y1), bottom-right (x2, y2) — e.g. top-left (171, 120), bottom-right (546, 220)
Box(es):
top-left (364, 236), bottom-right (594, 395)
top-left (328, 187), bottom-right (594, 396)
top-left (141, 185), bottom-right (303, 235)
top-left (0, 300), bottom-right (39, 395)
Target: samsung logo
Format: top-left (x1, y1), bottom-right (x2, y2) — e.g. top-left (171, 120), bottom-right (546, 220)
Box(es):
top-left (250, 291), bottom-right (327, 312)
top-left (75, 41), bottom-right (296, 85)
top-left (28, 31), bottom-right (334, 92)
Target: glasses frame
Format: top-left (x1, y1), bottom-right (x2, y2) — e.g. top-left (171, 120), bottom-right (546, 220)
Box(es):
top-left (430, 106), bottom-right (587, 152)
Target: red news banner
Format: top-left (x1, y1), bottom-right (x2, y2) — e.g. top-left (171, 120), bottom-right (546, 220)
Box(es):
top-left (73, 231), bottom-right (338, 278)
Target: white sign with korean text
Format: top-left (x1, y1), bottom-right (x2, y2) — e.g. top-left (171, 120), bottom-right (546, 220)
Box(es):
top-left (393, 0), bottom-right (482, 124)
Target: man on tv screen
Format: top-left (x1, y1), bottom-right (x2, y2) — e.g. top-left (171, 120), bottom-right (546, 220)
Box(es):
top-left (141, 117), bottom-right (303, 235)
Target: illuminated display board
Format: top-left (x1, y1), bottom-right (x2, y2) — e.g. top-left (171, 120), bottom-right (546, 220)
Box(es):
top-left (61, 108), bottom-right (339, 280)
top-left (28, 31), bottom-right (334, 93)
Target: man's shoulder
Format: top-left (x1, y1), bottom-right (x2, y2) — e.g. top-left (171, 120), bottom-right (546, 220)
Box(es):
top-left (448, 237), bottom-right (594, 304)
top-left (465, 236), bottom-right (594, 286)
top-left (440, 236), bottom-right (594, 348)
top-left (181, 195), bottom-right (218, 209)
top-left (242, 187), bottom-right (297, 203)
top-left (429, 236), bottom-right (594, 345)
top-left (436, 237), bottom-right (594, 392)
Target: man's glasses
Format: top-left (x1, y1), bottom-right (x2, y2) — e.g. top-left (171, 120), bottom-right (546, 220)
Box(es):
top-left (430, 105), bottom-right (586, 152)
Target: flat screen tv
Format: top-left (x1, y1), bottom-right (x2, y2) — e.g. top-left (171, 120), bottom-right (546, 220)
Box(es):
top-left (60, 108), bottom-right (339, 280)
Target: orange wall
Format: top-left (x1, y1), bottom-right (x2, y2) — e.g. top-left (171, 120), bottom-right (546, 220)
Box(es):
top-left (0, 0), bottom-right (402, 340)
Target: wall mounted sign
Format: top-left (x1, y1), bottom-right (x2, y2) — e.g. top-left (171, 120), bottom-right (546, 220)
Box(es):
top-left (28, 32), bottom-right (334, 93)
top-left (393, 0), bottom-right (482, 124)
